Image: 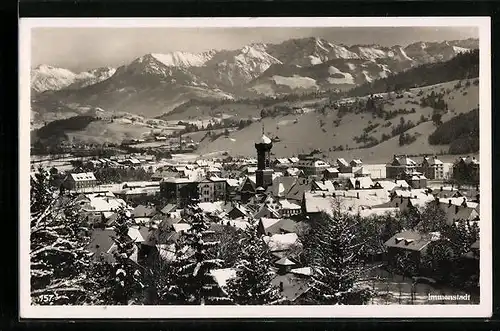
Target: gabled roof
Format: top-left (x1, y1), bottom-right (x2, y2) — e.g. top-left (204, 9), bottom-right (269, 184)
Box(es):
top-left (160, 203), bottom-right (177, 215)
top-left (271, 273), bottom-right (311, 302)
top-left (390, 156), bottom-right (417, 166)
top-left (337, 158), bottom-right (349, 167)
top-left (256, 134), bottom-right (272, 145)
top-left (384, 230), bottom-right (431, 252)
top-left (263, 233), bottom-right (300, 252)
top-left (275, 257), bottom-right (296, 266)
top-left (70, 172), bottom-right (96, 182)
top-left (131, 204), bottom-right (157, 218)
top-left (324, 167), bottom-right (339, 173)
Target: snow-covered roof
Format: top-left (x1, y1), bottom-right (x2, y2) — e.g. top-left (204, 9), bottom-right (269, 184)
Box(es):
top-left (127, 227), bottom-right (145, 243)
top-left (348, 177), bottom-right (374, 189)
top-left (197, 201), bottom-right (225, 214)
top-left (337, 158), bottom-right (349, 167)
top-left (172, 223), bottom-right (191, 233)
top-left (355, 207), bottom-right (400, 218)
top-left (210, 268), bottom-right (237, 289)
top-left (263, 233), bottom-right (300, 252)
top-left (279, 199), bottom-right (301, 210)
top-left (70, 172), bottom-right (96, 181)
top-left (275, 257), bottom-right (296, 266)
top-left (290, 267), bottom-right (312, 276)
top-left (87, 197), bottom-right (128, 212)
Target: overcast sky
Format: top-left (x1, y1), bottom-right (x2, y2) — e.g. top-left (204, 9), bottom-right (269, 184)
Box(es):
top-left (31, 26), bottom-right (478, 72)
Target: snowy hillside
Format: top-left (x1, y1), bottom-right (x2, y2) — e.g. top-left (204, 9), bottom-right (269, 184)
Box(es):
top-left (31, 65), bottom-right (116, 93)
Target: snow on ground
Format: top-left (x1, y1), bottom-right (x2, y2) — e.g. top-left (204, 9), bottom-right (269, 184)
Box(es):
top-left (359, 266), bottom-right (477, 305)
top-left (249, 83), bottom-right (276, 96)
top-left (309, 55), bottom-right (323, 65)
top-left (327, 66), bottom-right (355, 84)
top-left (272, 75), bottom-right (318, 90)
top-left (362, 70), bottom-right (373, 83)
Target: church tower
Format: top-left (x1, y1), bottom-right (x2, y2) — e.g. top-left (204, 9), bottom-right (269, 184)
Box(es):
top-left (255, 125), bottom-right (274, 189)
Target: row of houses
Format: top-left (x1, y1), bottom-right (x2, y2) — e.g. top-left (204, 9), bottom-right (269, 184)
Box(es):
top-left (386, 154), bottom-right (479, 182)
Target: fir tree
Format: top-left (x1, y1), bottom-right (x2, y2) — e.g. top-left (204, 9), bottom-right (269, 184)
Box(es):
top-left (162, 205), bottom-right (228, 305)
top-left (109, 208), bottom-right (147, 305)
top-left (303, 211), bottom-right (372, 305)
top-left (30, 168), bottom-right (94, 305)
top-left (225, 223), bottom-right (283, 305)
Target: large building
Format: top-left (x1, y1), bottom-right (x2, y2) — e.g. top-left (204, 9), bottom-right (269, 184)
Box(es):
top-left (160, 178), bottom-right (200, 208)
top-left (418, 156), bottom-right (445, 180)
top-left (452, 156), bottom-right (480, 184)
top-left (255, 132), bottom-right (274, 189)
top-left (64, 172), bottom-right (97, 191)
top-left (295, 154), bottom-right (330, 177)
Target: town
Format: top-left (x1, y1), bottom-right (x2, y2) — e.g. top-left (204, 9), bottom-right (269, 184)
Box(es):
top-left (30, 131), bottom-right (480, 306)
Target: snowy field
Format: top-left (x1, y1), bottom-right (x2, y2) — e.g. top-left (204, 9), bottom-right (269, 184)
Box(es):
top-left (358, 266), bottom-right (477, 305)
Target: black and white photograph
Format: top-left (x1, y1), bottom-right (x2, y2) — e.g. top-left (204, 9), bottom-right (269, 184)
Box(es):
top-left (19, 17), bottom-right (491, 318)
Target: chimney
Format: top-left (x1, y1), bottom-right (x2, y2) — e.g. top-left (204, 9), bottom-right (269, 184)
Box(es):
top-left (440, 186), bottom-right (443, 191)
top-left (357, 192), bottom-right (360, 199)
top-left (448, 199), bottom-right (452, 207)
top-left (322, 193), bottom-right (326, 198)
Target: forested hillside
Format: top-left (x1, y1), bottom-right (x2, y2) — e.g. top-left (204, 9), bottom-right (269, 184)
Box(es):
top-left (428, 108), bottom-right (479, 154)
top-left (347, 50), bottom-right (479, 97)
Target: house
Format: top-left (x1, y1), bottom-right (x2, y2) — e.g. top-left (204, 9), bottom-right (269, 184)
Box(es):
top-left (347, 177), bottom-right (374, 190)
top-left (225, 203), bottom-right (250, 220)
top-left (353, 167), bottom-right (371, 178)
top-left (322, 167), bottom-right (339, 179)
top-left (131, 204), bottom-right (157, 218)
top-left (239, 176), bottom-right (257, 203)
top-left (278, 199), bottom-right (302, 217)
top-left (270, 269), bottom-right (311, 303)
top-left (384, 230), bottom-right (438, 269)
top-left (336, 158), bottom-right (352, 173)
top-left (452, 156), bottom-right (480, 183)
top-left (151, 170), bottom-right (181, 181)
top-left (273, 158), bottom-right (292, 169)
top-left (198, 177), bottom-right (227, 203)
top-left (159, 203), bottom-right (177, 216)
top-left (437, 198), bottom-right (480, 225)
top-left (431, 187), bottom-right (463, 199)
top-left (258, 217), bottom-right (303, 236)
top-left (407, 173), bottom-right (428, 189)
top-left (418, 156), bottom-right (445, 180)
top-left (386, 155), bottom-right (417, 179)
top-left (65, 172), bottom-right (97, 191)
top-left (160, 178), bottom-right (199, 208)
top-left (296, 155), bottom-right (330, 176)
top-left (311, 179), bottom-right (338, 192)
top-left (268, 176), bottom-right (310, 203)
top-left (285, 167), bottom-right (304, 177)
top-left (85, 228), bottom-right (117, 264)
top-left (263, 233), bottom-right (301, 253)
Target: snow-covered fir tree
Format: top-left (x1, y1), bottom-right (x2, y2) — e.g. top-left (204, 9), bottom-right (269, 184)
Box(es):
top-left (225, 222), bottom-right (283, 305)
top-left (30, 168), bottom-right (94, 305)
top-left (108, 208), bottom-right (147, 305)
top-left (161, 204), bottom-right (229, 305)
top-left (303, 211), bottom-right (372, 305)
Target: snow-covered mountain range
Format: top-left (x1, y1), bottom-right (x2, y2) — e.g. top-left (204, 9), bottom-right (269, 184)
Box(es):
top-left (31, 65), bottom-right (116, 93)
top-left (30, 37), bottom-right (478, 119)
